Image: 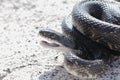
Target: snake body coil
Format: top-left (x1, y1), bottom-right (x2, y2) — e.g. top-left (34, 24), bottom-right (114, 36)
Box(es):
top-left (72, 0), bottom-right (120, 52)
top-left (39, 0), bottom-right (120, 79)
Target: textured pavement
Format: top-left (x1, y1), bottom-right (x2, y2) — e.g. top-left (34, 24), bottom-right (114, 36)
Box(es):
top-left (0, 0), bottom-right (120, 80)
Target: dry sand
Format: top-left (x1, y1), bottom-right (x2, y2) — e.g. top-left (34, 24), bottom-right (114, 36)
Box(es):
top-left (0, 0), bottom-right (120, 80)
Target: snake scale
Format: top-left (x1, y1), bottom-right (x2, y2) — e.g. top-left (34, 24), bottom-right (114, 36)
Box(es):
top-left (39, 0), bottom-right (120, 79)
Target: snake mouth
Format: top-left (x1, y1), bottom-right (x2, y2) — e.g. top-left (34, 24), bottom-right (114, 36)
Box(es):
top-left (39, 29), bottom-right (60, 47)
top-left (40, 40), bottom-right (60, 48)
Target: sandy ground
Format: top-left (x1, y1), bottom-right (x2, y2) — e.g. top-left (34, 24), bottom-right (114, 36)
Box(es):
top-left (0, 0), bottom-right (120, 80)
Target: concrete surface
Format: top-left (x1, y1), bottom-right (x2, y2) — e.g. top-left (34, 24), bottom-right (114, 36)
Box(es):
top-left (0, 0), bottom-right (120, 80)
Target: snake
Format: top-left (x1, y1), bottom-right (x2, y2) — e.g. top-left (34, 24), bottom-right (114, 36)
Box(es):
top-left (39, 0), bottom-right (120, 79)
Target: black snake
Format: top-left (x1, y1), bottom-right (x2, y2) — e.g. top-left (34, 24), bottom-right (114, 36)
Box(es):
top-left (39, 0), bottom-right (120, 79)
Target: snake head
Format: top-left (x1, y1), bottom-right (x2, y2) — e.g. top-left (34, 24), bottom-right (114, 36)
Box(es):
top-left (39, 29), bottom-right (75, 52)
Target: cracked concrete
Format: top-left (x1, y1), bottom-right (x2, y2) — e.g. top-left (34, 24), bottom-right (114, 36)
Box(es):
top-left (0, 0), bottom-right (120, 80)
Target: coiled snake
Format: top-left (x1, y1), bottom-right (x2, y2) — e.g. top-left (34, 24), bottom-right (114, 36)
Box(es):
top-left (39, 0), bottom-right (120, 79)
